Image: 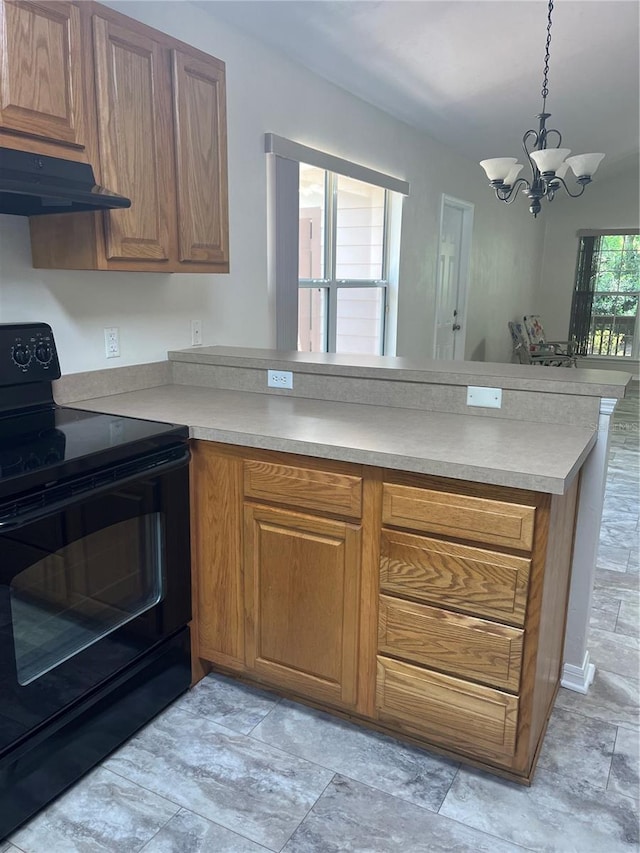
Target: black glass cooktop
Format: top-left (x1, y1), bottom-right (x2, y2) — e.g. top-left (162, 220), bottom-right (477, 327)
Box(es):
top-left (0, 406), bottom-right (188, 499)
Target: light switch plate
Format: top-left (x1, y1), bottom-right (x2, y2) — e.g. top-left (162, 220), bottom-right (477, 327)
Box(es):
top-left (466, 386), bottom-right (502, 408)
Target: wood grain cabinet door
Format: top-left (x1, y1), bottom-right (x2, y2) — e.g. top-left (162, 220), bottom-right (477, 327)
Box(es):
top-left (244, 503), bottom-right (361, 708)
top-left (91, 14), bottom-right (173, 262)
top-left (0, 0), bottom-right (86, 148)
top-left (171, 49), bottom-right (229, 269)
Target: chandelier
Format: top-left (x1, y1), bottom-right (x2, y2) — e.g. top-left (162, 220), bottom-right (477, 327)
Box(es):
top-left (479, 0), bottom-right (604, 217)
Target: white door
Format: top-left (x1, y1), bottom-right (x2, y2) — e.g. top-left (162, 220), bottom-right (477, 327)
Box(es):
top-left (433, 196), bottom-right (473, 360)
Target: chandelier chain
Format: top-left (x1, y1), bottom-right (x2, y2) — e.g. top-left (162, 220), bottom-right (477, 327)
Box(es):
top-left (541, 0), bottom-right (554, 108)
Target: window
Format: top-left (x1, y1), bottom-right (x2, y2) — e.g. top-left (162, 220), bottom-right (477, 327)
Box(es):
top-left (266, 134), bottom-right (408, 356)
top-left (298, 165), bottom-right (388, 354)
top-left (569, 232), bottom-right (640, 358)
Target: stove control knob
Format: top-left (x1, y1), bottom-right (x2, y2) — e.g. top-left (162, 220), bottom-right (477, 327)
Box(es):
top-left (12, 344), bottom-right (31, 367)
top-left (35, 342), bottom-right (52, 365)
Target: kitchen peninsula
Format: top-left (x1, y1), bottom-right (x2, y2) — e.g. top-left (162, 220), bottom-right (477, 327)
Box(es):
top-left (54, 347), bottom-right (630, 784)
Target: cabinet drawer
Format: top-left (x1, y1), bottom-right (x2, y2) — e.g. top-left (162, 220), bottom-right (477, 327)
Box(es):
top-left (382, 483), bottom-right (535, 551)
top-left (376, 656), bottom-right (519, 759)
top-left (378, 595), bottom-right (523, 691)
top-left (380, 529), bottom-right (530, 626)
top-left (244, 460), bottom-right (362, 518)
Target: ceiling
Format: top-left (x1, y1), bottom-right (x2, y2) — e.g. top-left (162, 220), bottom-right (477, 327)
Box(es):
top-left (197, 0), bottom-right (640, 176)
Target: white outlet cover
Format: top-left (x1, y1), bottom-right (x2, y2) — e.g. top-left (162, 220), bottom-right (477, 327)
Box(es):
top-left (466, 386), bottom-right (502, 408)
top-left (267, 369), bottom-right (293, 389)
top-left (104, 327), bottom-right (120, 359)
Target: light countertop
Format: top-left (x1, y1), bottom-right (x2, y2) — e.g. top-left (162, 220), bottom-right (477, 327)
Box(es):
top-left (70, 383), bottom-right (597, 494)
top-left (169, 346), bottom-right (631, 398)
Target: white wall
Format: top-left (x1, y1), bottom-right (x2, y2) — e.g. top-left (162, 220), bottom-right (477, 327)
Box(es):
top-left (538, 161), bottom-right (640, 373)
top-left (0, 0), bottom-right (543, 374)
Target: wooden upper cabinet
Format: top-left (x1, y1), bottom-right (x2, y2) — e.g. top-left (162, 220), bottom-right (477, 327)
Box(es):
top-left (25, 1), bottom-right (230, 273)
top-left (92, 14), bottom-right (173, 262)
top-left (172, 49), bottom-right (229, 267)
top-left (0, 0), bottom-right (86, 150)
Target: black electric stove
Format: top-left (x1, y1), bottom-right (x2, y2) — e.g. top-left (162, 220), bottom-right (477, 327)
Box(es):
top-left (0, 323), bottom-right (188, 501)
top-left (0, 323), bottom-right (192, 841)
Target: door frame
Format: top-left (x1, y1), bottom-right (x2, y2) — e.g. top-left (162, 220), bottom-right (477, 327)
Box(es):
top-left (433, 194), bottom-right (474, 360)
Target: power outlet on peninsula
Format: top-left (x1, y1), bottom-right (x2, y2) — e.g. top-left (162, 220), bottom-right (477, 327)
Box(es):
top-left (466, 386), bottom-right (502, 408)
top-left (267, 370), bottom-right (293, 389)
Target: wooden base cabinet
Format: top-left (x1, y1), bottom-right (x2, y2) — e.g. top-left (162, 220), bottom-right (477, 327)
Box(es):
top-left (374, 473), bottom-right (579, 781)
top-left (190, 442), bottom-right (366, 712)
top-left (191, 442), bottom-right (580, 784)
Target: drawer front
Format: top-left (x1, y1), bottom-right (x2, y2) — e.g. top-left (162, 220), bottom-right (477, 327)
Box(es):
top-left (380, 529), bottom-right (530, 626)
top-left (376, 656), bottom-right (519, 759)
top-left (382, 483), bottom-right (535, 551)
top-left (244, 460), bottom-right (362, 518)
top-left (378, 595), bottom-right (523, 691)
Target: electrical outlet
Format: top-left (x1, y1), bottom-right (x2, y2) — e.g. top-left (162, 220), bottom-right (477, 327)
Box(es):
top-left (104, 327), bottom-right (120, 359)
top-left (191, 319), bottom-right (202, 346)
top-left (267, 369), bottom-right (293, 389)
top-left (466, 386), bottom-right (502, 408)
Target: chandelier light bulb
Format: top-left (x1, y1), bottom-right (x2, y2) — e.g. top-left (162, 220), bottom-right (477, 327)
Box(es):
top-left (529, 147), bottom-right (571, 174)
top-left (479, 158), bottom-right (517, 182)
top-left (504, 163), bottom-right (524, 186)
top-left (565, 153), bottom-right (605, 178)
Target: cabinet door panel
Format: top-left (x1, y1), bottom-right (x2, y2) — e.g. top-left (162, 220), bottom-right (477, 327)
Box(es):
top-left (244, 459), bottom-right (362, 518)
top-left (382, 483), bottom-right (535, 551)
top-left (376, 656), bottom-right (519, 761)
top-left (378, 595), bottom-right (523, 692)
top-left (172, 49), bottom-right (229, 267)
top-left (92, 15), bottom-right (173, 261)
top-left (0, 0), bottom-right (85, 147)
top-left (380, 529), bottom-right (531, 626)
top-left (244, 504), bottom-right (360, 708)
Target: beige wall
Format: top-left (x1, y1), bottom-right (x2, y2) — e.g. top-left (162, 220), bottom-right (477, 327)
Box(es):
top-left (0, 0), bottom-right (543, 373)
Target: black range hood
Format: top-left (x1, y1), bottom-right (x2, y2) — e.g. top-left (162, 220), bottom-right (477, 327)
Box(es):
top-left (0, 147), bottom-right (131, 216)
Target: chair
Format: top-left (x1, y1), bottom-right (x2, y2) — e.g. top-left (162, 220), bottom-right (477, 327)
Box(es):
top-left (522, 315), bottom-right (577, 359)
top-left (509, 321), bottom-right (576, 367)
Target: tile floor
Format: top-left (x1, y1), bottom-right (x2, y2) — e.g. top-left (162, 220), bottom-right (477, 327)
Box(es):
top-left (4, 389), bottom-right (639, 853)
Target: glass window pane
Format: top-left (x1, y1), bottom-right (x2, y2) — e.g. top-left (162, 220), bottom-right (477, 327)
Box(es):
top-left (299, 164), bottom-right (326, 279)
top-left (11, 514), bottom-right (163, 685)
top-left (335, 176), bottom-right (384, 280)
top-left (589, 294), bottom-right (638, 356)
top-left (336, 287), bottom-right (384, 355)
top-left (298, 287), bottom-right (328, 352)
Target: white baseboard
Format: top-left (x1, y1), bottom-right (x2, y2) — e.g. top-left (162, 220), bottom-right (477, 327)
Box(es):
top-left (561, 652), bottom-right (596, 694)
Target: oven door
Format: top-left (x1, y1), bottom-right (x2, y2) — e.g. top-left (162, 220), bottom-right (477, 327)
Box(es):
top-left (0, 446), bottom-right (191, 756)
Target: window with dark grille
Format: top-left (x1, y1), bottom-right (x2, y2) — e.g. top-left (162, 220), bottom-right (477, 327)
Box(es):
top-left (569, 233), bottom-right (640, 358)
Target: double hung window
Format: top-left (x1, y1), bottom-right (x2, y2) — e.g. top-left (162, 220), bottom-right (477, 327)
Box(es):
top-left (266, 134), bottom-right (409, 356)
top-left (298, 165), bottom-right (388, 354)
top-left (569, 232), bottom-right (640, 359)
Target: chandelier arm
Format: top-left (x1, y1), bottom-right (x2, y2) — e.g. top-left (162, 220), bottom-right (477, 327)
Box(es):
top-left (495, 177), bottom-right (531, 203)
top-left (522, 129), bottom-right (540, 160)
top-left (544, 128), bottom-right (562, 148)
top-left (551, 176), bottom-right (589, 198)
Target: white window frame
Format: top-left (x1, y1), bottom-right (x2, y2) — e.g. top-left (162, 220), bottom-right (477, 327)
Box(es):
top-left (299, 169), bottom-right (390, 353)
top-left (265, 134), bottom-right (409, 354)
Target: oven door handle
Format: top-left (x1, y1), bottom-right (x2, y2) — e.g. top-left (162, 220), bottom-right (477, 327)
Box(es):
top-left (0, 448), bottom-right (189, 532)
